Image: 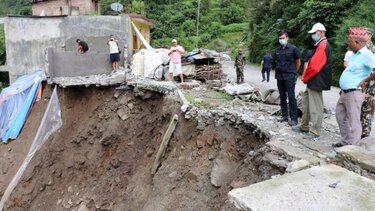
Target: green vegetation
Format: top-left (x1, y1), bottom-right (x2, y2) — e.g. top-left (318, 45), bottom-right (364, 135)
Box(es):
top-left (141, 0), bottom-right (250, 53)
top-left (0, 25), bottom-right (5, 66)
top-left (0, 0), bottom-right (31, 16)
top-left (248, 0), bottom-right (375, 86)
top-left (185, 93), bottom-right (213, 108)
top-left (184, 89), bottom-right (233, 108)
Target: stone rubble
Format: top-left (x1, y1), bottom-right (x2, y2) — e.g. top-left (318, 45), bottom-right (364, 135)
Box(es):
top-left (48, 71), bottom-right (375, 210)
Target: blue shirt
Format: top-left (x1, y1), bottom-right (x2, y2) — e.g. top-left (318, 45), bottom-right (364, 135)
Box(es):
top-left (339, 46), bottom-right (375, 90)
top-left (275, 44), bottom-right (301, 80)
top-left (262, 54), bottom-right (273, 68)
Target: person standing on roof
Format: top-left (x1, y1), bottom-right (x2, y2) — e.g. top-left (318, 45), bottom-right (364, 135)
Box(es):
top-left (234, 48), bottom-right (245, 84)
top-left (293, 23), bottom-right (332, 142)
top-left (168, 39), bottom-right (185, 83)
top-left (76, 39), bottom-right (89, 53)
top-left (107, 35), bottom-right (120, 72)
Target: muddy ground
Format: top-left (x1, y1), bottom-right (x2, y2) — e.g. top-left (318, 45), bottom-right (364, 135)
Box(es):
top-left (0, 85), bottom-right (284, 211)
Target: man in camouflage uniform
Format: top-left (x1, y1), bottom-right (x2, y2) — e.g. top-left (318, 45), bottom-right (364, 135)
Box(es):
top-left (361, 28), bottom-right (375, 138)
top-left (234, 49), bottom-right (245, 83)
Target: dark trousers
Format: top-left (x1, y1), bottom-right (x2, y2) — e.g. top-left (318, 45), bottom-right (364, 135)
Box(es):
top-left (236, 67), bottom-right (244, 83)
top-left (262, 67), bottom-right (271, 81)
top-left (277, 79), bottom-right (297, 121)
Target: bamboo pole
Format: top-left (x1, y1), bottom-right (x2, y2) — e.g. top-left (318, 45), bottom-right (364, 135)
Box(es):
top-left (151, 114), bottom-right (179, 175)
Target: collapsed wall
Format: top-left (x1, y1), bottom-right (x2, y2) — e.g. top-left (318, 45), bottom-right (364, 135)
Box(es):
top-left (0, 85), bottom-right (285, 210)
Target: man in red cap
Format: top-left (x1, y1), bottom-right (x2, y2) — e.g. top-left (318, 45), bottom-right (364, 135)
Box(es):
top-left (333, 27), bottom-right (375, 147)
top-left (293, 23), bottom-right (331, 142)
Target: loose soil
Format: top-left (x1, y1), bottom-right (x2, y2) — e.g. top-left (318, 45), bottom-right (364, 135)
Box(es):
top-left (0, 85), bottom-right (283, 211)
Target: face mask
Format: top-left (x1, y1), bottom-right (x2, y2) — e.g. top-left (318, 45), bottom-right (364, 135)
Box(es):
top-left (312, 34), bottom-right (320, 42)
top-left (279, 39), bottom-right (287, 46)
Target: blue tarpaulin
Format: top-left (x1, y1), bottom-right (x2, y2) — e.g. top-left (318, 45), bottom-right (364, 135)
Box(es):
top-left (0, 71), bottom-right (46, 143)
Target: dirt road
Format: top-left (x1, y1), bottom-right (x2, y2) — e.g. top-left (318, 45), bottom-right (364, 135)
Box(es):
top-left (222, 61), bottom-right (375, 142)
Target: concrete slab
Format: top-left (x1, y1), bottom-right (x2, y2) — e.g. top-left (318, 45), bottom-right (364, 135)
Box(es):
top-left (228, 164), bottom-right (375, 211)
top-left (48, 70), bottom-right (126, 87)
top-left (336, 145), bottom-right (375, 172)
top-left (267, 140), bottom-right (320, 165)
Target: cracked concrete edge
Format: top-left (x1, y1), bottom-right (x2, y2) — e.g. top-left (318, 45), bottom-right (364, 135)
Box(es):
top-left (267, 139), bottom-right (321, 166)
top-left (335, 145), bottom-right (375, 173)
top-left (176, 88), bottom-right (191, 113)
top-left (228, 164), bottom-right (375, 211)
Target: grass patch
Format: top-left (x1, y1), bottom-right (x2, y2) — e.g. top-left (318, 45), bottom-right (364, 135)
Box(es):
top-left (184, 89), bottom-right (233, 108)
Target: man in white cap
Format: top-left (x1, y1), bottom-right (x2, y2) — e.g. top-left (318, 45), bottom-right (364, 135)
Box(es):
top-left (293, 23), bottom-right (332, 142)
top-left (168, 39), bottom-right (185, 82)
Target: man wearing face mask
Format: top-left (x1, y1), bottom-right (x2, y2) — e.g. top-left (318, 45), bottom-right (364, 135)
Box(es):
top-left (293, 23), bottom-right (332, 141)
top-left (274, 32), bottom-right (301, 126)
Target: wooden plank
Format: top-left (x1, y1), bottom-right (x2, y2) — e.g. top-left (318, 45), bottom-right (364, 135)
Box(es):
top-left (151, 114), bottom-right (179, 175)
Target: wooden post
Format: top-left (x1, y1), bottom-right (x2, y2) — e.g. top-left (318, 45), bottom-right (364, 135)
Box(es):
top-left (151, 114), bottom-right (179, 175)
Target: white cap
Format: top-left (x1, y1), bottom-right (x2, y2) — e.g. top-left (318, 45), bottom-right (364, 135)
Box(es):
top-left (308, 23), bottom-right (326, 34)
top-left (172, 39), bottom-right (177, 43)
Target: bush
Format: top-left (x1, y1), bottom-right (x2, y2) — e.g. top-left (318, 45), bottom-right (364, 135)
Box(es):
top-left (152, 36), bottom-right (197, 52)
top-left (180, 20), bottom-right (196, 37)
top-left (330, 0), bottom-right (375, 86)
top-left (221, 23), bottom-right (248, 33)
top-left (220, 3), bottom-right (245, 25)
top-left (205, 38), bottom-right (228, 52)
top-left (0, 25), bottom-right (5, 65)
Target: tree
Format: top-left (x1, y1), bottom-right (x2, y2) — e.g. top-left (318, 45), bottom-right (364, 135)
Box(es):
top-left (220, 3), bottom-right (245, 25)
top-left (0, 25), bottom-right (5, 65)
top-left (131, 0), bottom-right (145, 14)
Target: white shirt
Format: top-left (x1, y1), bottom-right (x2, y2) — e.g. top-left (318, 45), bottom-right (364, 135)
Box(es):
top-left (344, 50), bottom-right (353, 62)
top-left (109, 40), bottom-right (119, 54)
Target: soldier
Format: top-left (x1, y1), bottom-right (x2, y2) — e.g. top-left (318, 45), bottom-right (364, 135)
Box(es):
top-left (234, 49), bottom-right (245, 84)
top-left (361, 27), bottom-right (375, 138)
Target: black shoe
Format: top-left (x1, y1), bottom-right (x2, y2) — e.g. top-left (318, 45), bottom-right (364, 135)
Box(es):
top-left (278, 117), bottom-right (288, 123)
top-left (332, 142), bottom-right (347, 148)
top-left (262, 79), bottom-right (265, 82)
top-left (289, 120), bottom-right (298, 126)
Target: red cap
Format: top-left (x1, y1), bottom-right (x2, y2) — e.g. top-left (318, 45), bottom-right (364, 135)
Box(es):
top-left (348, 27), bottom-right (368, 39)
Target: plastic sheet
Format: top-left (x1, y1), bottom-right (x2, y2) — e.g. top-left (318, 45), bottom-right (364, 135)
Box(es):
top-left (0, 86), bottom-right (62, 211)
top-left (0, 71), bottom-right (46, 142)
top-left (132, 49), bottom-right (169, 79)
top-left (224, 83), bottom-right (255, 95)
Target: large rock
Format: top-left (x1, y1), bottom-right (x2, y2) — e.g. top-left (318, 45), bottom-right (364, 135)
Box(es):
top-left (117, 108), bottom-right (129, 121)
top-left (78, 204), bottom-right (91, 211)
top-left (224, 83), bottom-right (254, 95)
top-left (229, 164), bottom-right (375, 211)
top-left (286, 159), bottom-right (310, 173)
top-left (211, 156), bottom-right (239, 187)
